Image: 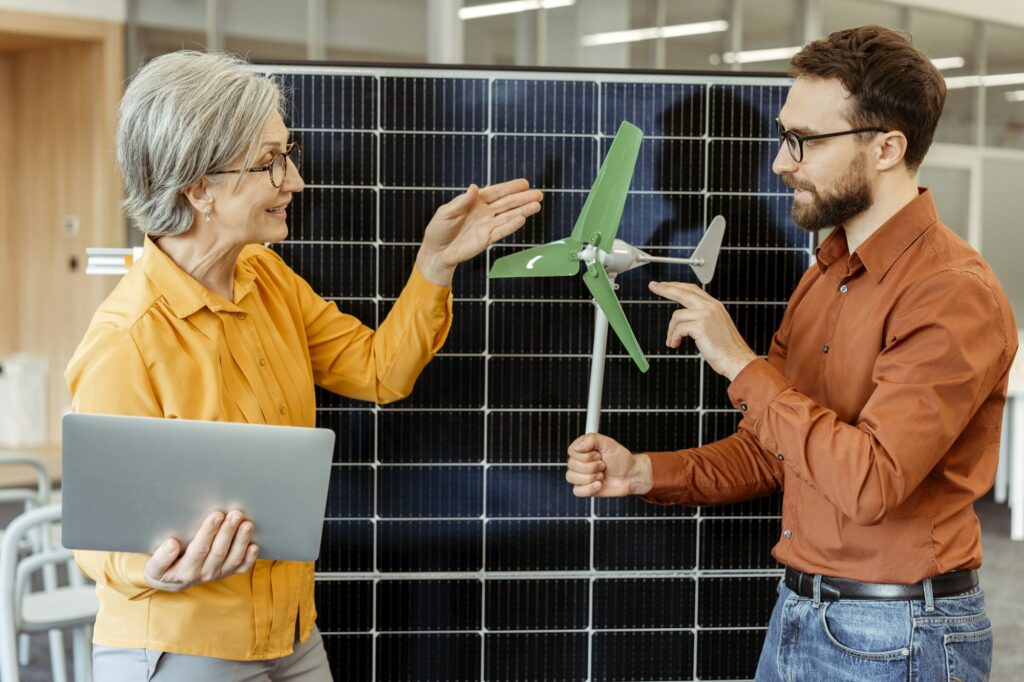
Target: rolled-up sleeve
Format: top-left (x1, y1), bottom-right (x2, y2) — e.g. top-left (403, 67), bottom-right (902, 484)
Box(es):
top-left (298, 264), bottom-right (453, 404)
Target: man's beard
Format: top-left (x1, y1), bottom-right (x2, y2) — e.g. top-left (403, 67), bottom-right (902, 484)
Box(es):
top-left (782, 155), bottom-right (873, 232)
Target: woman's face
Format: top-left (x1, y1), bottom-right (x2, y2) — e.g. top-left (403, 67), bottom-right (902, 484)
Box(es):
top-left (206, 110), bottom-right (304, 245)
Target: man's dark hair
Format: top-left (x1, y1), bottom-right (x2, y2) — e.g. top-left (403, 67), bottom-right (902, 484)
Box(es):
top-left (790, 25), bottom-right (946, 170)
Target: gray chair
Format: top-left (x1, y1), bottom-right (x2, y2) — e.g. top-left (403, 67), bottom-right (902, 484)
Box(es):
top-left (0, 504), bottom-right (97, 682)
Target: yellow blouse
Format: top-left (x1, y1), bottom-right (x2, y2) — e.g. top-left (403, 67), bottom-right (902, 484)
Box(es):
top-left (65, 236), bottom-right (452, 660)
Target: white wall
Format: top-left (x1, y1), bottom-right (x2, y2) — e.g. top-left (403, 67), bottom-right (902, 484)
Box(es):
top-left (130, 0), bottom-right (426, 59)
top-left (0, 0), bottom-right (126, 22)
top-left (878, 0), bottom-right (1024, 30)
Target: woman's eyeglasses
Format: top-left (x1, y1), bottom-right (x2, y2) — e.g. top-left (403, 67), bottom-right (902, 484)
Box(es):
top-left (208, 142), bottom-right (302, 188)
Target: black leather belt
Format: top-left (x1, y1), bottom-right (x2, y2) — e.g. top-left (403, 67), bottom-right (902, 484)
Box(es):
top-left (784, 566), bottom-right (978, 602)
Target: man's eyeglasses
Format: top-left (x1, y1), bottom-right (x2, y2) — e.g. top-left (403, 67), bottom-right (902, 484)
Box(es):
top-left (775, 118), bottom-right (887, 163)
top-left (208, 142), bottom-right (302, 188)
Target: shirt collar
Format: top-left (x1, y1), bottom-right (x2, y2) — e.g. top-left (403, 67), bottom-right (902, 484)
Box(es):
top-left (141, 236), bottom-right (259, 319)
top-left (814, 188), bottom-right (938, 281)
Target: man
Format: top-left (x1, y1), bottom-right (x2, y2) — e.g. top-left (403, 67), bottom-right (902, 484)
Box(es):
top-left (565, 25), bottom-right (1017, 681)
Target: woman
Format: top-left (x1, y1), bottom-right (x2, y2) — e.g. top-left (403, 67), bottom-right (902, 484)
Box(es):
top-left (65, 50), bottom-right (542, 680)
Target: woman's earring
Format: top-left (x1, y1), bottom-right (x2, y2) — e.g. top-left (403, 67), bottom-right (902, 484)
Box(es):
top-left (204, 208), bottom-right (211, 222)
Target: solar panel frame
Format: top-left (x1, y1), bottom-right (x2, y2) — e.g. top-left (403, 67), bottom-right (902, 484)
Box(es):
top-left (258, 62), bottom-right (809, 682)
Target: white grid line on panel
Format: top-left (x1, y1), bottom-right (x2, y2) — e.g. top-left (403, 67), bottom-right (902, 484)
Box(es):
top-left (586, 80), bottom-right (605, 680)
top-left (370, 73), bottom-right (383, 681)
top-left (480, 75), bottom-right (498, 682)
top-left (323, 625), bottom-right (770, 636)
top-left (316, 569), bottom-right (785, 580)
top-left (303, 184), bottom-right (796, 198)
top-left (693, 80), bottom-right (710, 681)
top-left (319, 407), bottom-right (751, 414)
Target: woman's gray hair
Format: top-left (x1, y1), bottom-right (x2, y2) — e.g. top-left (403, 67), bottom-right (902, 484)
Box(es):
top-left (117, 51), bottom-right (285, 237)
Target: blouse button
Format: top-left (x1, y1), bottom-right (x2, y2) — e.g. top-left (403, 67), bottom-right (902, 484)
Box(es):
top-left (777, 453), bottom-right (785, 461)
top-left (739, 402), bottom-right (748, 412)
top-left (839, 284), bottom-right (848, 294)
top-left (822, 345), bottom-right (829, 354)
top-left (259, 357), bottom-right (267, 366)
top-left (783, 529), bottom-right (793, 539)
top-left (238, 313), bottom-right (247, 321)
top-left (279, 405), bottom-right (287, 415)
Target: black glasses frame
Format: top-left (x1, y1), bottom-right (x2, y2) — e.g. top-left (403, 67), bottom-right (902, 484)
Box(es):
top-left (775, 118), bottom-right (887, 162)
top-left (208, 142), bottom-right (302, 188)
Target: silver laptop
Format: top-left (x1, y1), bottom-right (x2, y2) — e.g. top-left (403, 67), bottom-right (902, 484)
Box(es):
top-left (61, 413), bottom-right (335, 562)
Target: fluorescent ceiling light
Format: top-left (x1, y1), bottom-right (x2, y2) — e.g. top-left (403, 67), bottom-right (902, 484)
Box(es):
top-left (458, 0), bottom-right (574, 20)
top-left (581, 20), bottom-right (728, 47)
top-left (715, 46), bottom-right (801, 65)
top-left (930, 56), bottom-right (965, 70)
top-left (1004, 90), bottom-right (1024, 102)
top-left (709, 48), bottom-right (963, 69)
top-left (945, 72), bottom-right (1024, 90)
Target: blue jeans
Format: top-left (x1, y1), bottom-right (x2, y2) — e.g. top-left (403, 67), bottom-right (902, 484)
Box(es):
top-left (756, 580), bottom-right (992, 681)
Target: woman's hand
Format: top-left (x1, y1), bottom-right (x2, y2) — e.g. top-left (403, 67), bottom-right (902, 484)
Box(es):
top-left (143, 509), bottom-right (259, 592)
top-left (416, 179), bottom-right (544, 286)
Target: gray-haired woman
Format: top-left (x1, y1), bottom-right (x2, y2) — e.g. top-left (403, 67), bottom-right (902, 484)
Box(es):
top-left (66, 50), bottom-right (542, 680)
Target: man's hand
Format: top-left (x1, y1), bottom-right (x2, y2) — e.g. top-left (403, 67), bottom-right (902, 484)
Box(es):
top-left (143, 509), bottom-right (258, 592)
top-left (416, 179), bottom-right (544, 286)
top-left (566, 433), bottom-right (653, 497)
top-left (648, 281), bottom-right (758, 381)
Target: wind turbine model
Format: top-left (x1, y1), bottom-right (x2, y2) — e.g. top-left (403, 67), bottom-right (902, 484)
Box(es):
top-left (489, 121), bottom-right (726, 433)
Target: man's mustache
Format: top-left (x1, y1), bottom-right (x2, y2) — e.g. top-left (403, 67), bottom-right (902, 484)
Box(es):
top-left (781, 174), bottom-right (815, 193)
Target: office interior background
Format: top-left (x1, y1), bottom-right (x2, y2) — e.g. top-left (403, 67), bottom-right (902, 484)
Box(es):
top-left (1, 0), bottom-right (1023, 680)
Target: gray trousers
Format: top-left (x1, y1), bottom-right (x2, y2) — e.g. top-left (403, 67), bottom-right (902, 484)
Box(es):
top-left (92, 627), bottom-right (333, 682)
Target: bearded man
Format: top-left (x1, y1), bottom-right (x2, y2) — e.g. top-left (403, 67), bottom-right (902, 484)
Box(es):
top-left (564, 25), bottom-right (1017, 681)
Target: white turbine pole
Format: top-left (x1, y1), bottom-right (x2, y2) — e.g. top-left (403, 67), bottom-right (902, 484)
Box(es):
top-left (585, 292), bottom-right (611, 434)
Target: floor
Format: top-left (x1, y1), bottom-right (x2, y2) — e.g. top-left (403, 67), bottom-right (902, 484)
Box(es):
top-left (3, 494), bottom-right (1022, 681)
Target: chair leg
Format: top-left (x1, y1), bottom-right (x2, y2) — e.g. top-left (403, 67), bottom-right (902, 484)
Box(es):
top-left (85, 625), bottom-right (93, 682)
top-left (72, 625), bottom-right (91, 682)
top-left (18, 632), bottom-right (29, 665)
top-left (48, 628), bottom-right (68, 682)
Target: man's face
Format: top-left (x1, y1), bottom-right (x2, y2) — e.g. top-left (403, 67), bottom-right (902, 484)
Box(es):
top-left (772, 77), bottom-right (874, 232)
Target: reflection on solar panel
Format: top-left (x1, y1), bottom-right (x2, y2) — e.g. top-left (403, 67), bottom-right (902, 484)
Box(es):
top-left (263, 63), bottom-right (808, 682)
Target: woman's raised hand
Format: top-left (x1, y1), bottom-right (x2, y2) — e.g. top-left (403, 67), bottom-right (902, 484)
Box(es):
top-left (415, 179), bottom-right (543, 286)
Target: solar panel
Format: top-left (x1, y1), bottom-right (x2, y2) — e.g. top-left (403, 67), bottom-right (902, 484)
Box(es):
top-left (264, 63), bottom-right (808, 682)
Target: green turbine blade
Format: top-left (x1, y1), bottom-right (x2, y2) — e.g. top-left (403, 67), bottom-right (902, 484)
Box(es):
top-left (488, 239), bottom-right (581, 278)
top-left (583, 262), bottom-right (649, 373)
top-left (570, 121), bottom-right (643, 252)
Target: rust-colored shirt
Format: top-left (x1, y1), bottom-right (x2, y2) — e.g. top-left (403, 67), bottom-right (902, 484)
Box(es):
top-left (643, 189), bottom-right (1018, 583)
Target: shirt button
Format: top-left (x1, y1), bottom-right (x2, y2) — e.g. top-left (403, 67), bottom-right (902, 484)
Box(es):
top-left (238, 313), bottom-right (247, 321)
top-left (783, 529), bottom-right (793, 538)
top-left (279, 405), bottom-right (287, 415)
top-left (822, 345), bottom-right (829, 353)
top-left (739, 402), bottom-right (748, 412)
top-left (259, 357), bottom-right (266, 366)
top-left (777, 453), bottom-right (785, 461)
top-left (839, 284), bottom-right (848, 294)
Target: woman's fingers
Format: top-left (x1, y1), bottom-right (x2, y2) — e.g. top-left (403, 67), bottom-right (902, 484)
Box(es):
top-left (236, 545), bottom-right (260, 574)
top-left (221, 520), bottom-right (254, 573)
top-left (489, 189), bottom-right (544, 214)
top-left (477, 178), bottom-right (530, 202)
top-left (438, 184), bottom-right (479, 218)
top-left (201, 510), bottom-right (243, 578)
top-left (144, 538), bottom-right (182, 583)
